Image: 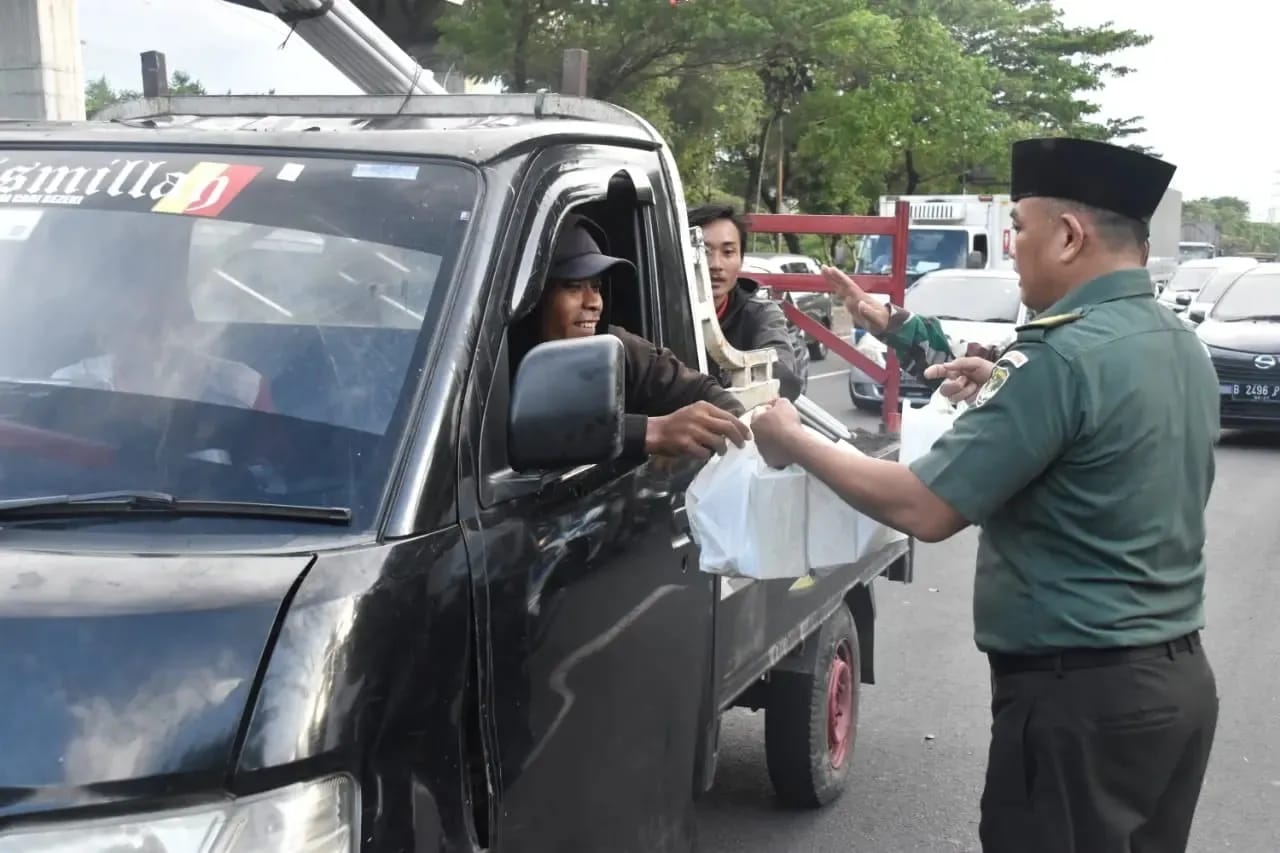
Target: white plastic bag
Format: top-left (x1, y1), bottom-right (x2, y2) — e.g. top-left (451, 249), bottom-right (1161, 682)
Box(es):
top-left (899, 387), bottom-right (964, 468)
top-left (803, 429), bottom-right (909, 573)
top-left (686, 441), bottom-right (808, 579)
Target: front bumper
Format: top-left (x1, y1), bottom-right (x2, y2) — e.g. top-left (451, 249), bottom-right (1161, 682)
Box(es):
top-left (1211, 351), bottom-right (1280, 430)
top-left (847, 371), bottom-right (933, 407)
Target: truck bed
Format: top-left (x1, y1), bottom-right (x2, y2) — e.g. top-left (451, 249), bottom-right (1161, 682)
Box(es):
top-left (849, 428), bottom-right (901, 461)
top-left (710, 428), bottom-right (909, 711)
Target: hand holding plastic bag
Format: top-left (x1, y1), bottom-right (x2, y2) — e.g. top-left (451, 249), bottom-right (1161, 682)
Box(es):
top-left (686, 440), bottom-right (808, 580)
top-left (900, 385), bottom-right (965, 467)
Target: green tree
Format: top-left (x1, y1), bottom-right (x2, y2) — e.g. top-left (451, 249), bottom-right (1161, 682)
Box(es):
top-left (84, 71), bottom-right (207, 117)
top-left (1184, 197), bottom-right (1280, 256)
top-left (371, 0), bottom-right (1160, 225)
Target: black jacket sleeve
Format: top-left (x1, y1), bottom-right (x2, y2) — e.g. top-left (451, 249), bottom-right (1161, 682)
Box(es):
top-left (609, 326), bottom-right (745, 460)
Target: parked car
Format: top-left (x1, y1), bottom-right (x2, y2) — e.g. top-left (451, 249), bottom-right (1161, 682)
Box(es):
top-left (847, 269), bottom-right (1024, 411)
top-left (743, 253), bottom-right (835, 360)
top-left (1177, 257), bottom-right (1259, 326)
top-left (1158, 257), bottom-right (1258, 318)
top-left (1195, 263), bottom-right (1280, 430)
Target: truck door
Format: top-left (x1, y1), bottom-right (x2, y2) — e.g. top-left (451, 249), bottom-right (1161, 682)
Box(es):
top-left (456, 147), bottom-right (717, 853)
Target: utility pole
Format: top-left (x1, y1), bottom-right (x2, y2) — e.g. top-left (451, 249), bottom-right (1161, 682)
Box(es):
top-left (561, 49), bottom-right (589, 97)
top-left (140, 51), bottom-right (169, 98)
top-left (775, 116), bottom-right (785, 251)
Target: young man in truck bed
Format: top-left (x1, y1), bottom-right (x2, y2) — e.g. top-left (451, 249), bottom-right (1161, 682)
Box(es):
top-left (688, 205), bottom-right (805, 401)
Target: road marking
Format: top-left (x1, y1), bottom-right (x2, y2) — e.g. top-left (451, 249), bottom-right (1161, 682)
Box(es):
top-left (808, 368), bottom-right (850, 381)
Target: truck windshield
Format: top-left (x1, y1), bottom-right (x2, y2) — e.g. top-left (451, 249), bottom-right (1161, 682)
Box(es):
top-left (0, 149), bottom-right (477, 534)
top-left (858, 229), bottom-right (969, 275)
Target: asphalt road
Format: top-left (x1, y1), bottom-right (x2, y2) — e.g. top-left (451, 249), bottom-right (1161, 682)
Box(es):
top-left (697, 365), bottom-right (1280, 853)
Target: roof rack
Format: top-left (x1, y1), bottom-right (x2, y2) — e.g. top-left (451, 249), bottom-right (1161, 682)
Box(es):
top-left (93, 93), bottom-right (653, 135)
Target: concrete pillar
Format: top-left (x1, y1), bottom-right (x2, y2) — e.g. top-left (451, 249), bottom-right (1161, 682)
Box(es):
top-left (0, 0), bottom-right (85, 121)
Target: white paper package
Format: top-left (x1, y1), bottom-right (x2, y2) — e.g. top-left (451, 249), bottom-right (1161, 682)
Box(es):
top-left (687, 416), bottom-right (910, 580)
top-left (803, 428), bottom-right (906, 574)
top-left (899, 388), bottom-right (965, 468)
top-left (685, 441), bottom-right (808, 579)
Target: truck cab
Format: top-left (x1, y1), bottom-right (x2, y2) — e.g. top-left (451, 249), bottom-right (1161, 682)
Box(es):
top-left (0, 94), bottom-right (912, 852)
top-left (856, 195), bottom-right (1014, 284)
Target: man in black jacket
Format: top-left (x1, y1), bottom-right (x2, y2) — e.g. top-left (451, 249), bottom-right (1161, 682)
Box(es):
top-left (514, 216), bottom-right (750, 461)
top-left (687, 205), bottom-right (805, 400)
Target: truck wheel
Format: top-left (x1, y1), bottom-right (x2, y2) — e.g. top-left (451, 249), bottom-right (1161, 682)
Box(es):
top-left (764, 603), bottom-right (860, 808)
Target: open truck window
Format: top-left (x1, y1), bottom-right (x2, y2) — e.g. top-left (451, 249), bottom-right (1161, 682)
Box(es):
top-left (0, 149), bottom-right (477, 536)
top-left (486, 168), bottom-right (662, 480)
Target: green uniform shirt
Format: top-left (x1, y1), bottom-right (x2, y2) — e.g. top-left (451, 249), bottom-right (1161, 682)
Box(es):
top-left (909, 269), bottom-right (1219, 654)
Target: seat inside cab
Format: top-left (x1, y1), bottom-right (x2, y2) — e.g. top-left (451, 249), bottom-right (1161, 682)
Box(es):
top-left (0, 208), bottom-right (435, 437)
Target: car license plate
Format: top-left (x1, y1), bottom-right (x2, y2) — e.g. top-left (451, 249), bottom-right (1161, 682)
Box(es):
top-left (1223, 382), bottom-right (1280, 402)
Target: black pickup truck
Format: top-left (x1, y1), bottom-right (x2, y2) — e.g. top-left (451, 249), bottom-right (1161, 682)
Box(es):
top-left (0, 93), bottom-right (912, 853)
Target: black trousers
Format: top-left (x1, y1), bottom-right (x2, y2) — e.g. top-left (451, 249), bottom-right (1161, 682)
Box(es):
top-left (980, 637), bottom-right (1218, 853)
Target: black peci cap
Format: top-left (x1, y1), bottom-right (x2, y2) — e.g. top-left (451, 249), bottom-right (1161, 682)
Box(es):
top-left (1010, 137), bottom-right (1176, 223)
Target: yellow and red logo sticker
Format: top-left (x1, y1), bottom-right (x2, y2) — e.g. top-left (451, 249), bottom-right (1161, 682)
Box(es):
top-left (151, 162), bottom-right (261, 217)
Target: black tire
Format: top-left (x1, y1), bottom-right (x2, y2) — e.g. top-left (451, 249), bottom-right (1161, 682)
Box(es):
top-left (764, 603), bottom-right (860, 809)
top-left (808, 321), bottom-right (831, 361)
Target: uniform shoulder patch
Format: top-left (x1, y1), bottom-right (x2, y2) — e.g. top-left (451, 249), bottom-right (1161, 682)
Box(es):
top-left (1015, 311), bottom-right (1082, 332)
top-left (972, 350), bottom-right (1030, 408)
top-left (1000, 349), bottom-right (1029, 369)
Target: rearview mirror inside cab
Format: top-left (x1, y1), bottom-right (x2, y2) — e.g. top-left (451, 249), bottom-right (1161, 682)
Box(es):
top-left (509, 335), bottom-right (626, 472)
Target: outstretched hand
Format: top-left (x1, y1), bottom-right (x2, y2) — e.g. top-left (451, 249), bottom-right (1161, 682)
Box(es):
top-left (645, 401), bottom-right (752, 459)
top-left (750, 397), bottom-right (806, 469)
top-left (821, 266), bottom-right (891, 336)
top-left (923, 357), bottom-right (995, 404)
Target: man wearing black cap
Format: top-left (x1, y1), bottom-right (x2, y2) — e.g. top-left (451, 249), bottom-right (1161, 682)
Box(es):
top-left (749, 138), bottom-right (1219, 852)
top-left (517, 216), bottom-right (750, 460)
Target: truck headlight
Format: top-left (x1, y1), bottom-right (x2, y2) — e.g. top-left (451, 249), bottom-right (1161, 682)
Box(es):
top-left (0, 775), bottom-right (356, 853)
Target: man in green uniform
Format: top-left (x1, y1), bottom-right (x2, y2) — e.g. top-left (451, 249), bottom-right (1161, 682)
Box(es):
top-left (751, 137), bottom-right (1220, 853)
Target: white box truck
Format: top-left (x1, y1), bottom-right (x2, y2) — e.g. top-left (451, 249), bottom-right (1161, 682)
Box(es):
top-left (857, 194), bottom-right (1014, 285)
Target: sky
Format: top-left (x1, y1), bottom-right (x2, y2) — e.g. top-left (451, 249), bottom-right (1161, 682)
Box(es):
top-left (74, 0), bottom-right (1280, 219)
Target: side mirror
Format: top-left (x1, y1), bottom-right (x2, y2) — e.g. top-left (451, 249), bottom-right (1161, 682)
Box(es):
top-left (509, 335), bottom-right (626, 472)
top-left (1189, 309), bottom-right (1206, 324)
top-left (1176, 293), bottom-right (1192, 306)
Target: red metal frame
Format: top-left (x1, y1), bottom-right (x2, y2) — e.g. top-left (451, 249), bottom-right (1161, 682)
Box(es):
top-left (744, 203), bottom-right (911, 433)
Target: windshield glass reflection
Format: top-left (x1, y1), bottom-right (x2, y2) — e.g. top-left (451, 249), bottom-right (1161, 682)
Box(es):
top-left (0, 150), bottom-right (478, 534)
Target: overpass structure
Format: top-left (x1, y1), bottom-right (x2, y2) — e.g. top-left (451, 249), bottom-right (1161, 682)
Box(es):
top-left (0, 0), bottom-right (85, 121)
top-left (0, 0), bottom-right (456, 121)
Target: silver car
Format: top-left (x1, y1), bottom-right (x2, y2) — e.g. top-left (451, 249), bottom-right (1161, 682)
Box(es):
top-left (847, 269), bottom-right (1025, 411)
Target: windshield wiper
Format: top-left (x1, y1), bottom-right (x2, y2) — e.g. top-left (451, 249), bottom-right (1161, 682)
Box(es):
top-left (1221, 315), bottom-right (1280, 323)
top-left (0, 490), bottom-right (352, 524)
top-left (930, 314), bottom-right (970, 321)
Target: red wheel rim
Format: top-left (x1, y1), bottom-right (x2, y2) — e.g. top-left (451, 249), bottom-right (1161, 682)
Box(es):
top-left (827, 639), bottom-right (855, 769)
